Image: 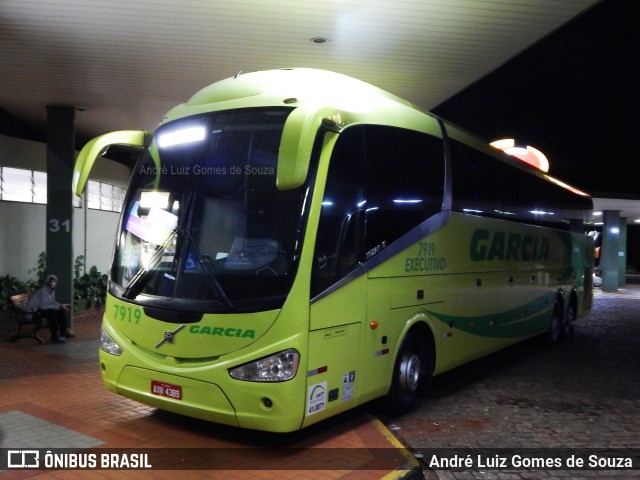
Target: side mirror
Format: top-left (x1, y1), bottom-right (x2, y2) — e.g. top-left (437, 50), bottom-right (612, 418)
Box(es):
top-left (73, 130), bottom-right (147, 195)
top-left (277, 105), bottom-right (338, 190)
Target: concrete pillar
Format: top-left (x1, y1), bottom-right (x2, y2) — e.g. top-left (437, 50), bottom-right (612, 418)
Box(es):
top-left (601, 210), bottom-right (620, 292)
top-left (619, 218), bottom-right (627, 287)
top-left (46, 106), bottom-right (75, 325)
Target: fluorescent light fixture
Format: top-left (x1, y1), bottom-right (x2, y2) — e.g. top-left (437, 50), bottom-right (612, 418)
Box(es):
top-left (490, 138), bottom-right (550, 172)
top-left (490, 139), bottom-right (514, 150)
top-left (393, 199), bottom-right (423, 204)
top-left (505, 146), bottom-right (529, 158)
top-left (593, 211), bottom-right (603, 216)
top-left (463, 208), bottom-right (484, 213)
top-left (321, 201), bottom-right (334, 206)
top-left (530, 210), bottom-right (555, 215)
top-left (524, 145), bottom-right (550, 172)
top-left (157, 126), bottom-right (206, 148)
top-left (140, 191), bottom-right (170, 209)
top-left (543, 175), bottom-right (590, 197)
top-left (494, 209), bottom-right (515, 215)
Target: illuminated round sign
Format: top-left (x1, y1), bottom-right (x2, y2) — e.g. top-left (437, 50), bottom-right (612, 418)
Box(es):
top-left (490, 139), bottom-right (550, 172)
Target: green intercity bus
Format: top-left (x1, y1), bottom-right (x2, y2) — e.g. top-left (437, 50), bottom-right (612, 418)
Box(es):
top-left (73, 68), bottom-right (593, 432)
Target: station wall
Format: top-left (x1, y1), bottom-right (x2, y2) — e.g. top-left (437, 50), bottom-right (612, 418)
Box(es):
top-left (0, 134), bottom-right (131, 282)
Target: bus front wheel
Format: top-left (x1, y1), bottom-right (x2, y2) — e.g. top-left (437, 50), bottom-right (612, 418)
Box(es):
top-left (377, 334), bottom-right (425, 415)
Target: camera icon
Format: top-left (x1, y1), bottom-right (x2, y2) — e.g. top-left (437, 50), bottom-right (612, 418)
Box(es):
top-left (7, 450), bottom-right (40, 468)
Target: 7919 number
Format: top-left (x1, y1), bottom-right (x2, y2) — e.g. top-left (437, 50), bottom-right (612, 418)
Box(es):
top-left (113, 304), bottom-right (141, 324)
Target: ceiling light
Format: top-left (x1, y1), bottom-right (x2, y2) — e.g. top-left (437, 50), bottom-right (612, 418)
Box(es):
top-left (157, 126), bottom-right (206, 148)
top-left (490, 138), bottom-right (550, 172)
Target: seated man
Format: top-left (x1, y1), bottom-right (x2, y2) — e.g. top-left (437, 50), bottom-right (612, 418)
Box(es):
top-left (28, 274), bottom-right (73, 343)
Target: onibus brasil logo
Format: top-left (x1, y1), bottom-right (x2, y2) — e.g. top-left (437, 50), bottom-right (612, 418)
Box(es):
top-left (6, 449), bottom-right (152, 469)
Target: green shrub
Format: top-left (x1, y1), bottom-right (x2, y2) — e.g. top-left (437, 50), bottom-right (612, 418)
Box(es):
top-left (0, 275), bottom-right (28, 311)
top-left (1, 252), bottom-right (108, 312)
top-left (73, 255), bottom-right (108, 309)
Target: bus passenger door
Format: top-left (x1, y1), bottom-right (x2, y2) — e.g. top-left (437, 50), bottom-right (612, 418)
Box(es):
top-left (305, 126), bottom-right (367, 426)
top-left (306, 209), bottom-right (366, 426)
top-left (307, 276), bottom-right (366, 425)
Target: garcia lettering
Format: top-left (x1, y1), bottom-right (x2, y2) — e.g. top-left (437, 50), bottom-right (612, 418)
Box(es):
top-left (470, 229), bottom-right (549, 262)
top-left (189, 325), bottom-right (256, 338)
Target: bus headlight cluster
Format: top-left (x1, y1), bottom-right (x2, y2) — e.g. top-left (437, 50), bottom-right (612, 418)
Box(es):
top-left (229, 349), bottom-right (300, 382)
top-left (100, 325), bottom-right (123, 356)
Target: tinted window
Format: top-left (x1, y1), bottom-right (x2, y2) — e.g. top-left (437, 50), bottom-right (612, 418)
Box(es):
top-left (449, 140), bottom-right (502, 213)
top-left (450, 139), bottom-right (591, 227)
top-left (365, 125), bottom-right (444, 254)
top-left (312, 128), bottom-right (366, 295)
top-left (312, 125), bottom-right (445, 296)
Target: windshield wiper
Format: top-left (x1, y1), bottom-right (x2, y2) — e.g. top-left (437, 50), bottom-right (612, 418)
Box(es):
top-left (123, 228), bottom-right (178, 299)
top-left (181, 228), bottom-right (235, 311)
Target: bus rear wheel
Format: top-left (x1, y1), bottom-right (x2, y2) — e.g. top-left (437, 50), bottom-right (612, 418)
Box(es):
top-left (547, 301), bottom-right (562, 345)
top-left (378, 334), bottom-right (425, 415)
top-left (563, 300), bottom-right (576, 338)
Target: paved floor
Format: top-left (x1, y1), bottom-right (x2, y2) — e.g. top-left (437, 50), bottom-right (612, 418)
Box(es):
top-left (386, 285), bottom-right (640, 479)
top-left (2, 285), bottom-right (639, 479)
top-left (0, 309), bottom-right (421, 479)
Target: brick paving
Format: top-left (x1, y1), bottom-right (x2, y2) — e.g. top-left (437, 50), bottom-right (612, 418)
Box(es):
top-left (0, 308), bottom-right (421, 479)
top-left (384, 285), bottom-right (640, 479)
top-left (3, 284), bottom-right (639, 479)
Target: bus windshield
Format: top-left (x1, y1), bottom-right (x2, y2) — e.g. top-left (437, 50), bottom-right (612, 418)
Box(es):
top-left (111, 107), bottom-right (311, 313)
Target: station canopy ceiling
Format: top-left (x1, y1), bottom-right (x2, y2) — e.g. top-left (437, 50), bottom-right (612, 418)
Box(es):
top-left (7, 1), bottom-right (639, 224)
top-left (1, 0), bottom-right (598, 142)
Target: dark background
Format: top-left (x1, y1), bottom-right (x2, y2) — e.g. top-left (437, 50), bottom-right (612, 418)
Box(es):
top-left (432, 0), bottom-right (640, 271)
top-left (433, 0), bottom-right (638, 198)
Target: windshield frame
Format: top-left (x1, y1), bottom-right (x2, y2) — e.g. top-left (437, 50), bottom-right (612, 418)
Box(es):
top-left (109, 107), bottom-right (316, 314)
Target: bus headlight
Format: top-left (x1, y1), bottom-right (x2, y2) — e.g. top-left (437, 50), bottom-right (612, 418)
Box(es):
top-left (100, 325), bottom-right (123, 356)
top-left (229, 349), bottom-right (300, 382)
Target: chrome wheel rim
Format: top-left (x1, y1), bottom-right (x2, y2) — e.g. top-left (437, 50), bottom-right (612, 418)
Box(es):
top-left (399, 352), bottom-right (421, 394)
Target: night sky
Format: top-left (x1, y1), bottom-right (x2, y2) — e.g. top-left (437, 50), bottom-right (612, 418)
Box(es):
top-left (433, 0), bottom-right (639, 198)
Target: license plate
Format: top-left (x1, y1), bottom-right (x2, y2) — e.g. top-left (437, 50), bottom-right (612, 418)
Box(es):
top-left (151, 380), bottom-right (183, 400)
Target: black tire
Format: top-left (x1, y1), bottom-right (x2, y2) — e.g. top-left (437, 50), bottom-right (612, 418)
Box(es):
top-left (547, 301), bottom-right (562, 345)
top-left (563, 300), bottom-right (576, 338)
top-left (377, 334), bottom-right (425, 415)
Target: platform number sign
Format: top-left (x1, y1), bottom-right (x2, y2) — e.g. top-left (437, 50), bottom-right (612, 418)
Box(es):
top-left (48, 218), bottom-right (71, 233)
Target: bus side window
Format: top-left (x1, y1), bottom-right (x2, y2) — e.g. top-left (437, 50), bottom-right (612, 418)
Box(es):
top-left (449, 140), bottom-right (501, 215)
top-left (365, 126), bottom-right (444, 254)
top-left (312, 127), bottom-right (366, 297)
top-left (450, 139), bottom-right (590, 228)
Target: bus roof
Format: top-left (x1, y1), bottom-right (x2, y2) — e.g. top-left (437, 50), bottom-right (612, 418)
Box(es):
top-left (161, 68), bottom-right (590, 200)
top-left (161, 68), bottom-right (429, 128)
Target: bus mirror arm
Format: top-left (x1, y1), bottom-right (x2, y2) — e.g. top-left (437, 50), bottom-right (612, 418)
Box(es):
top-left (73, 130), bottom-right (148, 195)
top-left (277, 105), bottom-right (339, 190)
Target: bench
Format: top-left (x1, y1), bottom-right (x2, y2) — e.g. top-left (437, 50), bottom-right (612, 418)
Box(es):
top-left (10, 293), bottom-right (45, 344)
